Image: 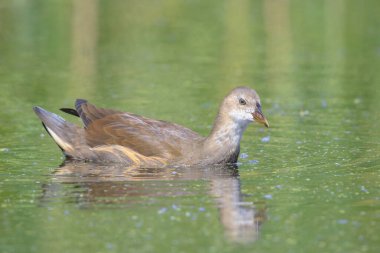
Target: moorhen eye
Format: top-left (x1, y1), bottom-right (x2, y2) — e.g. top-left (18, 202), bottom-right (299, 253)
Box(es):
top-left (239, 98), bottom-right (246, 105)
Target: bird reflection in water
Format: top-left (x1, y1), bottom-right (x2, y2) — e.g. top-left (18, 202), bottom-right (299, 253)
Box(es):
top-left (41, 161), bottom-right (265, 243)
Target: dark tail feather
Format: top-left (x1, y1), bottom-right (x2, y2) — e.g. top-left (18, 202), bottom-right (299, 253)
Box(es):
top-left (75, 99), bottom-right (92, 127)
top-left (60, 108), bottom-right (80, 117)
top-left (33, 106), bottom-right (80, 157)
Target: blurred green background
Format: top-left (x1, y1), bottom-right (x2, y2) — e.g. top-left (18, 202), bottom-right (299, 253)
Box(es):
top-left (0, 0), bottom-right (379, 253)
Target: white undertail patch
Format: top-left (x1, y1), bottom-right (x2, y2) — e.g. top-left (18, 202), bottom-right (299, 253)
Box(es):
top-left (46, 126), bottom-right (73, 152)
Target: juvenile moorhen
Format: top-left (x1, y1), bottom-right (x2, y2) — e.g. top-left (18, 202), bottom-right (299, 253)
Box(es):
top-left (33, 87), bottom-right (269, 167)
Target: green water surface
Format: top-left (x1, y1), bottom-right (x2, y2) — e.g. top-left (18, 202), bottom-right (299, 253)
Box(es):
top-left (0, 1), bottom-right (379, 253)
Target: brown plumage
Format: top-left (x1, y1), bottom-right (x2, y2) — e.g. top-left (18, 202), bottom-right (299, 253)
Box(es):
top-left (33, 87), bottom-right (269, 167)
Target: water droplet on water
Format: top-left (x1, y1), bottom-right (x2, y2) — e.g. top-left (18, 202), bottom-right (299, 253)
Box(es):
top-left (337, 219), bottom-right (348, 224)
top-left (172, 204), bottom-right (180, 211)
top-left (360, 186), bottom-right (369, 193)
top-left (264, 194), bottom-right (273, 200)
top-left (249, 160), bottom-right (259, 164)
top-left (299, 110), bottom-right (310, 117)
top-left (240, 153), bottom-right (249, 159)
top-left (106, 243), bottom-right (115, 250)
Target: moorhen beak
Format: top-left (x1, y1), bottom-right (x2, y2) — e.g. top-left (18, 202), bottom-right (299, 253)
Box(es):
top-left (253, 107), bottom-right (269, 128)
top-left (33, 86), bottom-right (269, 167)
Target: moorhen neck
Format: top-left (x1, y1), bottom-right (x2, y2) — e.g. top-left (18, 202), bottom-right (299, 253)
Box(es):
top-left (33, 86), bottom-right (269, 167)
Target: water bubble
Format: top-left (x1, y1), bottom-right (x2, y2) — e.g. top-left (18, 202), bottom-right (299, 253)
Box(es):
top-left (360, 186), bottom-right (369, 193)
top-left (172, 204), bottom-right (180, 211)
top-left (337, 219), bottom-right (348, 224)
top-left (264, 194), bottom-right (273, 200)
top-left (135, 221), bottom-right (144, 228)
top-left (299, 110), bottom-right (310, 117)
top-left (249, 160), bottom-right (259, 164)
top-left (201, 102), bottom-right (212, 109)
top-left (106, 243), bottom-right (115, 250)
top-left (321, 100), bottom-right (328, 108)
top-left (240, 153), bottom-right (249, 159)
